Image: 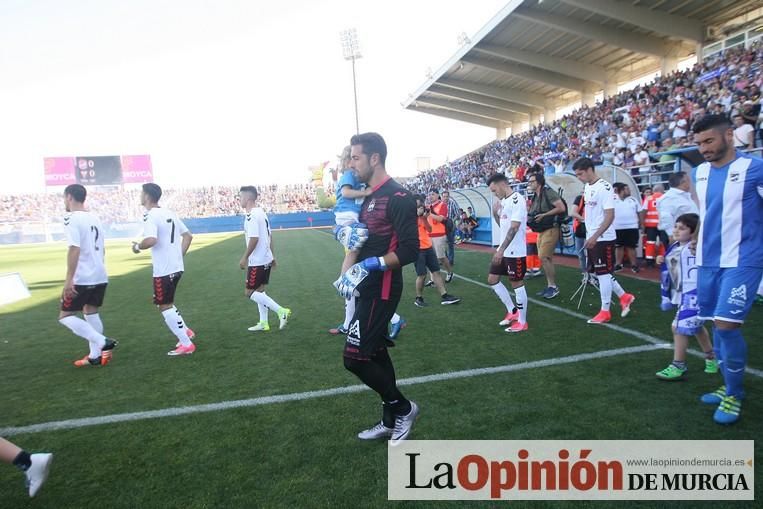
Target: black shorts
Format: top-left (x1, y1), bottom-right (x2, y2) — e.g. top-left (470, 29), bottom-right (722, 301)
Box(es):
top-left (414, 247), bottom-right (440, 276)
top-left (645, 226), bottom-right (669, 245)
top-left (246, 265), bottom-right (271, 290)
top-left (153, 272), bottom-right (183, 305)
top-left (587, 241), bottom-right (615, 275)
top-left (344, 288), bottom-right (402, 361)
top-left (60, 283), bottom-right (107, 312)
top-left (615, 228), bottom-right (639, 248)
top-left (489, 256), bottom-right (526, 282)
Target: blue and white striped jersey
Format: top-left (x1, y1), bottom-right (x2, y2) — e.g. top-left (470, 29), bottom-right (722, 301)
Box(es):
top-left (692, 152), bottom-right (763, 268)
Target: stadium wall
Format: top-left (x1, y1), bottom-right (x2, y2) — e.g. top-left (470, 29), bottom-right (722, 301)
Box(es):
top-left (0, 211), bottom-right (336, 245)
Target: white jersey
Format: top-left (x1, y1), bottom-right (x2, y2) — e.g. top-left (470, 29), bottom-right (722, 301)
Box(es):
top-left (142, 207), bottom-right (189, 277)
top-left (612, 195), bottom-right (642, 230)
top-left (64, 210), bottom-right (108, 285)
top-left (499, 191), bottom-right (528, 257)
top-left (584, 178), bottom-right (616, 241)
top-left (244, 207), bottom-right (274, 266)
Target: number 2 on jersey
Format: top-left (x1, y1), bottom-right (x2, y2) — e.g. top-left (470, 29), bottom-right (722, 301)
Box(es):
top-left (90, 225), bottom-right (100, 251)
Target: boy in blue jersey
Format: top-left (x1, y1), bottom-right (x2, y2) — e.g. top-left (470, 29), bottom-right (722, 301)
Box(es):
top-left (691, 114), bottom-right (763, 425)
top-left (331, 146), bottom-right (405, 338)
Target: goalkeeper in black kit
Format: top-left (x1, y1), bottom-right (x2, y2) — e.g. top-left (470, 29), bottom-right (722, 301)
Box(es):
top-left (333, 132), bottom-right (420, 445)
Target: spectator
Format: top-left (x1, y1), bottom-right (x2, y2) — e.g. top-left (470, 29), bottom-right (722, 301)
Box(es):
top-left (656, 171), bottom-right (699, 243)
top-left (612, 182), bottom-right (645, 273)
top-left (526, 172), bottom-right (565, 299)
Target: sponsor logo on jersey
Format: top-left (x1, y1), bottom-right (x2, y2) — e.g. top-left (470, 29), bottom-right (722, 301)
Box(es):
top-left (367, 199), bottom-right (376, 212)
top-left (348, 319), bottom-right (361, 341)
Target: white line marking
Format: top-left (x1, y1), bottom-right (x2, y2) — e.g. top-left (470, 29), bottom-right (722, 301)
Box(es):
top-left (454, 273), bottom-right (763, 379)
top-left (0, 344), bottom-right (662, 437)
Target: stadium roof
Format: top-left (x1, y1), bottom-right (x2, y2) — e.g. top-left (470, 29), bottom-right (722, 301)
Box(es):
top-left (403, 0), bottom-right (762, 132)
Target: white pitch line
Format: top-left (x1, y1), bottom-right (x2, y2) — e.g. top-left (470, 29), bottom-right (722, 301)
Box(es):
top-left (454, 273), bottom-right (763, 379)
top-left (0, 344), bottom-right (662, 437)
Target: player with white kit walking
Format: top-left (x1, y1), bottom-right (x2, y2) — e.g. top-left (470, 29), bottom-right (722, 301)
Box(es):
top-left (132, 183), bottom-right (197, 356)
top-left (58, 184), bottom-right (118, 367)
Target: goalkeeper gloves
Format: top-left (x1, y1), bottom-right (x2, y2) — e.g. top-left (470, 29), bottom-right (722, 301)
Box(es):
top-left (333, 257), bottom-right (387, 299)
top-left (334, 223), bottom-right (369, 251)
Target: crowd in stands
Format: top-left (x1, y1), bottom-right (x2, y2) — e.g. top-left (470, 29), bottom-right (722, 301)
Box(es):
top-left (407, 41), bottom-right (763, 194)
top-left (0, 184), bottom-right (318, 225)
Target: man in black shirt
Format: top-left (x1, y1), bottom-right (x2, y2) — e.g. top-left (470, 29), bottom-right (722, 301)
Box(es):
top-left (335, 132), bottom-right (420, 445)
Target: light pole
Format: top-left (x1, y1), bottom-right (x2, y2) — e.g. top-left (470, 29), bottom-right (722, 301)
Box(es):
top-left (340, 28), bottom-right (362, 135)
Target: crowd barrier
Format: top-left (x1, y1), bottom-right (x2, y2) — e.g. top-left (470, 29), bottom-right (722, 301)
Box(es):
top-left (0, 211), bottom-right (336, 245)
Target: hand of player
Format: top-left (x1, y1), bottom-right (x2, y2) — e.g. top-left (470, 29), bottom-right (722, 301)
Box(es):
top-left (333, 263), bottom-right (370, 299)
top-left (584, 236), bottom-right (597, 250)
top-left (270, 259), bottom-right (277, 270)
top-left (239, 257), bottom-right (247, 270)
top-left (63, 279), bottom-right (78, 299)
top-left (492, 249), bottom-right (503, 265)
top-left (656, 255), bottom-right (664, 265)
top-left (333, 257), bottom-right (386, 299)
top-left (492, 200), bottom-right (502, 214)
top-left (334, 223), bottom-right (369, 251)
top-left (534, 213), bottom-right (545, 222)
top-left (131, 241), bottom-right (141, 254)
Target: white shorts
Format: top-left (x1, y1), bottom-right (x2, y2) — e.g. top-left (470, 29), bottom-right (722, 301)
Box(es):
top-left (334, 210), bottom-right (359, 227)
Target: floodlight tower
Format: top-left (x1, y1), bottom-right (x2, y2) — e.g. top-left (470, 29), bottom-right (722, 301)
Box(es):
top-left (340, 28), bottom-right (362, 135)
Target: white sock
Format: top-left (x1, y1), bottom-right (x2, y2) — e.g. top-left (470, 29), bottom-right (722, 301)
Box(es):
top-left (515, 286), bottom-right (528, 325)
top-left (597, 274), bottom-right (613, 311)
top-left (162, 307), bottom-right (192, 346)
top-left (390, 313), bottom-right (400, 324)
top-left (250, 291), bottom-right (282, 313)
top-left (343, 296), bottom-right (356, 329)
top-left (491, 282), bottom-right (516, 312)
top-left (59, 316), bottom-right (106, 357)
top-left (611, 277), bottom-right (626, 298)
top-left (257, 303), bottom-right (268, 323)
top-left (175, 308), bottom-right (189, 330)
top-left (84, 313), bottom-right (104, 334)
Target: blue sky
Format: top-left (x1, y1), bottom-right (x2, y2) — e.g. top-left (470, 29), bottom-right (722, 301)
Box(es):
top-left (1, 0), bottom-right (508, 192)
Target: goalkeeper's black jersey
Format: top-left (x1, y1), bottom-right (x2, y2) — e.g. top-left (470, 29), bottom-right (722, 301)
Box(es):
top-left (357, 177), bottom-right (419, 295)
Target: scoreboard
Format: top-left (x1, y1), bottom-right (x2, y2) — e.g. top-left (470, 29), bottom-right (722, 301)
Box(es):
top-left (44, 155), bottom-right (153, 186)
top-left (75, 156), bottom-right (123, 185)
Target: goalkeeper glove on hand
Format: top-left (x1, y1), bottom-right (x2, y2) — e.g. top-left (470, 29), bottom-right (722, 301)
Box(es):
top-left (333, 257), bottom-right (387, 299)
top-left (334, 223), bottom-right (369, 251)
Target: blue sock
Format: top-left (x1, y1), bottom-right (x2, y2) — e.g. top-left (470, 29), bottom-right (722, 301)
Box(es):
top-left (716, 328), bottom-right (746, 399)
top-left (712, 327), bottom-right (727, 382)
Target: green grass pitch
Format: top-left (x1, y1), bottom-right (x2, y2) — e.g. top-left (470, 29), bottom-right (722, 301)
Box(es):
top-left (0, 229), bottom-right (761, 508)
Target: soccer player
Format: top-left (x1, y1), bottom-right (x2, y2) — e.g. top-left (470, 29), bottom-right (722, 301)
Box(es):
top-left (0, 437), bottom-right (52, 497)
top-left (487, 173), bottom-right (529, 333)
top-left (572, 158), bottom-right (636, 324)
top-left (691, 114), bottom-right (763, 425)
top-left (132, 183), bottom-right (196, 356)
top-left (239, 186), bottom-right (291, 332)
top-left (58, 184), bottom-right (118, 366)
top-left (333, 132), bottom-right (419, 444)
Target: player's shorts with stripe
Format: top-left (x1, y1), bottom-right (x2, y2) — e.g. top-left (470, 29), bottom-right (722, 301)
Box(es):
top-left (60, 283), bottom-right (107, 312)
top-left (489, 256), bottom-right (526, 282)
top-left (697, 266), bottom-right (763, 323)
top-left (414, 247), bottom-right (440, 277)
top-left (587, 240), bottom-right (615, 275)
top-left (344, 285), bottom-right (402, 361)
top-left (153, 271), bottom-right (183, 305)
top-left (246, 264), bottom-right (271, 290)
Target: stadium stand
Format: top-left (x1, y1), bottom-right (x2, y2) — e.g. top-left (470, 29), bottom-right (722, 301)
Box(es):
top-left (407, 40), bottom-right (762, 195)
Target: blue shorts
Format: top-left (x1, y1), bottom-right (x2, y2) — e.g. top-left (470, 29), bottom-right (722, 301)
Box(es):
top-left (697, 267), bottom-right (763, 323)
